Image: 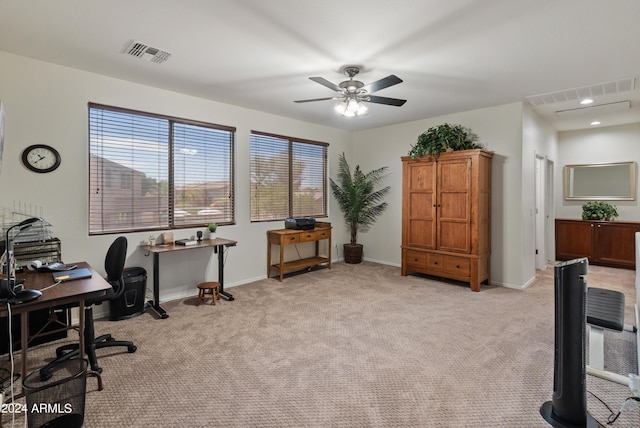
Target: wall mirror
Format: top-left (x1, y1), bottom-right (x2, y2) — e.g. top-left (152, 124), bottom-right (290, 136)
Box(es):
top-left (563, 161), bottom-right (637, 201)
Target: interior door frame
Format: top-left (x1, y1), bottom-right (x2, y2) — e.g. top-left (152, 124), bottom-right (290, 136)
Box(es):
top-left (534, 153), bottom-right (555, 269)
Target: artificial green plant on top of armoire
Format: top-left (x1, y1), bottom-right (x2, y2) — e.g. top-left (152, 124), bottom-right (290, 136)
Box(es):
top-left (330, 152), bottom-right (390, 264)
top-left (408, 123), bottom-right (484, 159)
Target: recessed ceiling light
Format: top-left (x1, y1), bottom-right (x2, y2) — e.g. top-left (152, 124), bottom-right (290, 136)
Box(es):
top-left (580, 98), bottom-right (594, 105)
top-left (590, 121), bottom-right (601, 126)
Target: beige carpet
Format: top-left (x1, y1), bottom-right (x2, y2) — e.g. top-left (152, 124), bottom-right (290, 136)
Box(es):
top-left (2, 261), bottom-right (639, 427)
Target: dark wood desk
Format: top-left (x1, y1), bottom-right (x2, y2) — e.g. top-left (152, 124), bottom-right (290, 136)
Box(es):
top-left (0, 262), bottom-right (111, 382)
top-left (141, 238), bottom-right (237, 319)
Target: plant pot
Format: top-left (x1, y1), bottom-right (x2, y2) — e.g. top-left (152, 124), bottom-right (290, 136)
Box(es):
top-left (343, 243), bottom-right (363, 264)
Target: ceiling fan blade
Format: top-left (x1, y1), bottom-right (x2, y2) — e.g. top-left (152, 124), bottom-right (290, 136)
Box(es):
top-left (362, 75), bottom-right (403, 93)
top-left (309, 77), bottom-right (342, 92)
top-left (365, 95), bottom-right (407, 106)
top-left (294, 97), bottom-right (339, 103)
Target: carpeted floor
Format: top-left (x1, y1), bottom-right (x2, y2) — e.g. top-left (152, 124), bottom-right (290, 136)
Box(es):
top-left (2, 261), bottom-right (638, 427)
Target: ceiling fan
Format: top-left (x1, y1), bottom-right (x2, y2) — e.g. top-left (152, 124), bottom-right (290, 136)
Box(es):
top-left (294, 66), bottom-right (406, 116)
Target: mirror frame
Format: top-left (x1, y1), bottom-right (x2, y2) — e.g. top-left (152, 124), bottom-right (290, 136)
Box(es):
top-left (563, 161), bottom-right (637, 201)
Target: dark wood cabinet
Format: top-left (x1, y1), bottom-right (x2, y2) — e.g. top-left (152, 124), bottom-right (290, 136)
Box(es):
top-left (401, 149), bottom-right (492, 291)
top-left (555, 219), bottom-right (640, 269)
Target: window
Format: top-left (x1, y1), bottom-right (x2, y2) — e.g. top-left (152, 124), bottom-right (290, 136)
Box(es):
top-left (250, 131), bottom-right (327, 222)
top-left (89, 103), bottom-right (235, 234)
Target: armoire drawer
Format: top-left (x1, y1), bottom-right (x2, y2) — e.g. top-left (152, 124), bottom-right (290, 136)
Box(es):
top-left (405, 250), bottom-right (427, 268)
top-left (426, 254), bottom-right (444, 271)
top-left (443, 255), bottom-right (470, 276)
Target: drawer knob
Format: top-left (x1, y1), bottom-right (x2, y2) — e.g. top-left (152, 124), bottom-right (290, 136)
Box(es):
top-left (433, 262), bottom-right (438, 265)
top-left (456, 265), bottom-right (460, 268)
top-left (289, 237), bottom-right (296, 240)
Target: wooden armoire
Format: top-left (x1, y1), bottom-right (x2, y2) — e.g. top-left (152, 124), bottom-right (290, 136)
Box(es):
top-left (401, 149), bottom-right (492, 291)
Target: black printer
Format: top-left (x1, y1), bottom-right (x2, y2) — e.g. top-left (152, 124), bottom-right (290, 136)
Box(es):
top-left (284, 217), bottom-right (316, 230)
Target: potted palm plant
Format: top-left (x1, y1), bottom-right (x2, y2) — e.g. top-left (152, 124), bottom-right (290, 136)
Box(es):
top-left (330, 153), bottom-right (390, 264)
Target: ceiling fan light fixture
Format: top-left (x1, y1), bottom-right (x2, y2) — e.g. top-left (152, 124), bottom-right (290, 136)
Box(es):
top-left (334, 97), bottom-right (367, 117)
top-left (347, 98), bottom-right (360, 113)
top-left (297, 65), bottom-right (405, 115)
top-left (334, 100), bottom-right (348, 114)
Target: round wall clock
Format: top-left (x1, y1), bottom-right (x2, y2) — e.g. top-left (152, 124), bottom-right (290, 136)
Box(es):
top-left (21, 144), bottom-right (61, 173)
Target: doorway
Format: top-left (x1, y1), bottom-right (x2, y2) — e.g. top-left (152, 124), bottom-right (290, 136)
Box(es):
top-left (535, 155), bottom-right (554, 270)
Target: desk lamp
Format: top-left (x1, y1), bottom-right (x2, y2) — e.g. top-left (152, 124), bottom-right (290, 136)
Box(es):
top-left (0, 217), bottom-right (44, 304)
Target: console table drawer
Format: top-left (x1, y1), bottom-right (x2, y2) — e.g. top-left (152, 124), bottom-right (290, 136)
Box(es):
top-left (315, 229), bottom-right (330, 240)
top-left (299, 231), bottom-right (319, 242)
top-left (283, 233), bottom-right (301, 244)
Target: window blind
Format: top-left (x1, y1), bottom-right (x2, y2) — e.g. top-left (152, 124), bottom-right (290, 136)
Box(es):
top-left (89, 103), bottom-right (234, 234)
top-left (250, 131), bottom-right (327, 222)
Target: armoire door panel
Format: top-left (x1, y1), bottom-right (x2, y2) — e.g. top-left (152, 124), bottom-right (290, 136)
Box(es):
top-left (408, 219), bottom-right (435, 248)
top-left (410, 193), bottom-right (434, 218)
top-left (438, 160), bottom-right (470, 191)
top-left (410, 163), bottom-right (435, 191)
top-left (439, 192), bottom-right (469, 221)
top-left (438, 221), bottom-right (470, 253)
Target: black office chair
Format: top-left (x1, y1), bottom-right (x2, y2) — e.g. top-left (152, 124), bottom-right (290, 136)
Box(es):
top-left (40, 236), bottom-right (137, 379)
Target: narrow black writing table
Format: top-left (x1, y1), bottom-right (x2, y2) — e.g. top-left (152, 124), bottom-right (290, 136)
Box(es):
top-left (142, 238), bottom-right (237, 319)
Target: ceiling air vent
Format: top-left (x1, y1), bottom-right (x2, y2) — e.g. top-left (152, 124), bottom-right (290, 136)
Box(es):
top-left (121, 40), bottom-right (172, 64)
top-left (555, 100), bottom-right (631, 117)
top-left (526, 77), bottom-right (636, 106)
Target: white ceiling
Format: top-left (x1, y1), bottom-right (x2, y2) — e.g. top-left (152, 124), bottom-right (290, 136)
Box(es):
top-left (1, 0), bottom-right (640, 132)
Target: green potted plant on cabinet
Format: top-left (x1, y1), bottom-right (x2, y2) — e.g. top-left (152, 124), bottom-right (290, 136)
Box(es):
top-left (408, 123), bottom-right (483, 159)
top-left (330, 153), bottom-right (390, 264)
top-left (581, 201), bottom-right (619, 221)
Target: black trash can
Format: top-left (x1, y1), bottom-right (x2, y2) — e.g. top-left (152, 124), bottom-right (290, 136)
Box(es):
top-left (109, 267), bottom-right (147, 321)
top-left (22, 358), bottom-right (87, 428)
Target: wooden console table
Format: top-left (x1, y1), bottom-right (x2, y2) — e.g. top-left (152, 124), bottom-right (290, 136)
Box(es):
top-left (267, 223), bottom-right (332, 281)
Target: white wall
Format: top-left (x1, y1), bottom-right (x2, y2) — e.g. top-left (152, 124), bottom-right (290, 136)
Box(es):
top-left (0, 52), bottom-right (351, 308)
top-left (556, 122), bottom-right (640, 221)
top-left (351, 102), bottom-right (527, 288)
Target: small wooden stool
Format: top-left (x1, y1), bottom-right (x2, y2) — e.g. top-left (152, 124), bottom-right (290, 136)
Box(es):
top-left (196, 282), bottom-right (220, 306)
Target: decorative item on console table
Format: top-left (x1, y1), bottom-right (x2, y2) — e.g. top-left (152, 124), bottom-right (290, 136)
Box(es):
top-left (581, 201), bottom-right (619, 221)
top-left (329, 153), bottom-right (390, 264)
top-left (208, 222), bottom-right (217, 239)
top-left (401, 149), bottom-right (492, 291)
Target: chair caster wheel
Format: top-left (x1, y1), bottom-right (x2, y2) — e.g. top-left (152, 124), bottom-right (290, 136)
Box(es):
top-left (128, 345), bottom-right (137, 353)
top-left (39, 369), bottom-right (52, 382)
